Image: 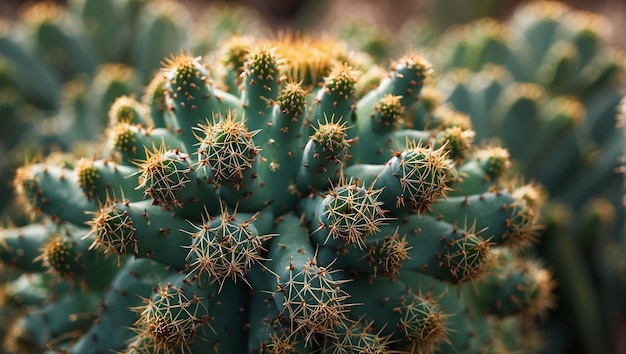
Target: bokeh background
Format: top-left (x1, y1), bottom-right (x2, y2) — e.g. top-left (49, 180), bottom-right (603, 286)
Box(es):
top-left (1, 0), bottom-right (624, 47)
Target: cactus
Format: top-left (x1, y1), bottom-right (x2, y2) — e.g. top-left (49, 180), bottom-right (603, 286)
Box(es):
top-left (0, 23), bottom-right (552, 353)
top-left (422, 3), bottom-right (625, 353)
top-left (0, 21), bottom-right (559, 352)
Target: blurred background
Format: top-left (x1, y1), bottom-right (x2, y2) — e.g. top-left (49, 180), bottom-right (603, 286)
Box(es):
top-left (1, 0), bottom-right (624, 47)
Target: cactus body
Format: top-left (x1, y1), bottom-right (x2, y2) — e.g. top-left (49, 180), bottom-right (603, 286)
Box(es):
top-left (2, 3), bottom-right (604, 353)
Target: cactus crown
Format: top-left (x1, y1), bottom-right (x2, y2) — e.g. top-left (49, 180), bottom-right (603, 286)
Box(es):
top-left (93, 63), bottom-right (138, 89)
top-left (316, 179), bottom-right (386, 248)
top-left (275, 258), bottom-right (350, 339)
top-left (135, 147), bottom-right (194, 209)
top-left (184, 207), bottom-right (271, 288)
top-left (327, 320), bottom-right (393, 354)
top-left (278, 81), bottom-right (308, 116)
top-left (438, 126), bottom-right (475, 162)
top-left (311, 118), bottom-right (350, 153)
top-left (88, 201), bottom-right (137, 257)
top-left (376, 94), bottom-right (405, 125)
top-left (75, 158), bottom-right (100, 200)
top-left (19, 1), bottom-right (65, 25)
top-left (131, 282), bottom-right (209, 353)
top-left (391, 143), bottom-right (454, 212)
top-left (363, 228), bottom-right (411, 279)
top-left (222, 36), bottom-right (253, 71)
top-left (545, 96), bottom-right (585, 127)
top-left (109, 96), bottom-right (147, 125)
top-left (323, 63), bottom-right (359, 97)
top-left (196, 112), bottom-right (260, 185)
top-left (245, 45), bottom-right (279, 83)
top-left (432, 106), bottom-right (473, 131)
top-left (476, 146), bottom-right (511, 180)
top-left (444, 230), bottom-right (493, 282)
top-left (162, 51), bottom-right (205, 82)
top-left (399, 294), bottom-right (448, 354)
top-left (110, 123), bottom-right (138, 155)
top-left (37, 232), bottom-right (80, 279)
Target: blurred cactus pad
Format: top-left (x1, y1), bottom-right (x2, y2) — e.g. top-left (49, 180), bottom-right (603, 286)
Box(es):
top-left (0, 1), bottom-right (623, 354)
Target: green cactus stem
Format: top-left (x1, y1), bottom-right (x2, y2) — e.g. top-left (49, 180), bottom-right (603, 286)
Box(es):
top-left (5, 290), bottom-right (101, 352)
top-left (467, 249), bottom-right (556, 319)
top-left (87, 199), bottom-right (192, 268)
top-left (68, 258), bottom-right (174, 353)
top-left (0, 16), bottom-right (563, 353)
top-left (183, 206), bottom-right (273, 288)
top-left (107, 95), bottom-right (151, 126)
top-left (0, 223), bottom-right (54, 273)
top-left (428, 185), bottom-right (542, 248)
top-left (254, 81), bottom-right (308, 212)
top-left (134, 145), bottom-right (219, 219)
top-left (142, 73), bottom-right (170, 129)
top-left (305, 63), bottom-right (358, 140)
top-left (344, 143), bottom-right (454, 216)
top-left (162, 51), bottom-right (242, 152)
top-left (447, 146), bottom-right (511, 196)
top-left (131, 0), bottom-right (191, 81)
top-left (299, 178), bottom-right (386, 250)
top-left (295, 118), bottom-right (353, 195)
top-left (319, 213), bottom-right (493, 284)
top-left (75, 157), bottom-right (144, 203)
top-left (14, 163), bottom-right (97, 225)
top-left (18, 1), bottom-right (97, 79)
top-left (106, 122), bottom-right (184, 164)
top-left (246, 263), bottom-right (308, 353)
top-left (268, 214), bottom-right (351, 343)
top-left (321, 319), bottom-right (394, 354)
top-left (125, 272), bottom-right (210, 354)
top-left (339, 274), bottom-right (449, 353)
top-left (34, 223), bottom-right (118, 290)
top-left (241, 45), bottom-right (280, 139)
top-left (356, 54), bottom-right (432, 128)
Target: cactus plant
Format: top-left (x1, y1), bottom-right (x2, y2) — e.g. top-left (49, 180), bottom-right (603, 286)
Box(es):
top-left (0, 1), bottom-right (611, 353)
top-left (0, 20), bottom-right (558, 353)
top-left (423, 3), bottom-right (625, 353)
